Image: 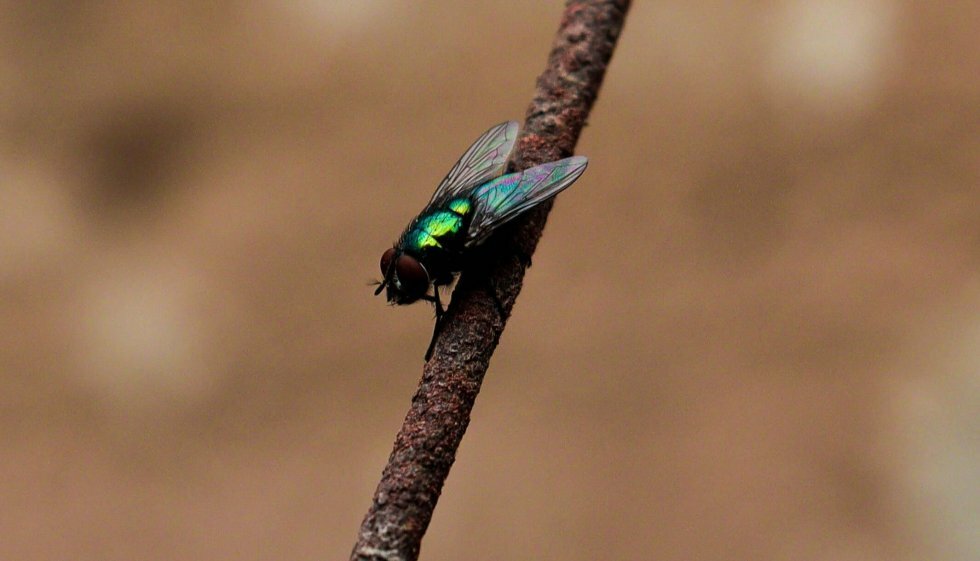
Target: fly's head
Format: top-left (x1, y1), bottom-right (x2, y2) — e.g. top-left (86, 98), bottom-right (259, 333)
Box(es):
top-left (375, 247), bottom-right (430, 305)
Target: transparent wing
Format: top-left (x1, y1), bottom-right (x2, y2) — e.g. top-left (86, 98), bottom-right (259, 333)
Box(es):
top-left (427, 121), bottom-right (519, 206)
top-left (465, 156), bottom-right (588, 247)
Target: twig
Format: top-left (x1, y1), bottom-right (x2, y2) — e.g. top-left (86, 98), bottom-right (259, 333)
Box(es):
top-left (351, 2), bottom-right (630, 560)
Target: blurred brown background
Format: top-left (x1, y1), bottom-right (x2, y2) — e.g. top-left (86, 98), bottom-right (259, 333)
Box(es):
top-left (1, 1), bottom-right (977, 560)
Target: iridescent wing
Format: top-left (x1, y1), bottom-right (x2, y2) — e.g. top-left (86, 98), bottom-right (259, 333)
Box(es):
top-left (427, 121), bottom-right (519, 206)
top-left (465, 156), bottom-right (588, 247)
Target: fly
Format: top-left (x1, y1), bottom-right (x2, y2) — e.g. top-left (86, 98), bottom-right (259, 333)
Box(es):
top-left (375, 121), bottom-right (588, 360)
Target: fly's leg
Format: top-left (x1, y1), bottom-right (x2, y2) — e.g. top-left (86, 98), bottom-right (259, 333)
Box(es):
top-left (424, 323), bottom-right (440, 362)
top-left (419, 274), bottom-right (507, 361)
top-left (480, 239), bottom-right (528, 320)
top-left (502, 238), bottom-right (533, 269)
top-left (421, 287), bottom-right (446, 361)
top-left (513, 248), bottom-right (532, 269)
top-left (465, 247), bottom-right (518, 322)
top-left (483, 276), bottom-right (509, 322)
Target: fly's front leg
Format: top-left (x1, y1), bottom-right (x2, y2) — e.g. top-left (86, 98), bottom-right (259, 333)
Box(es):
top-left (422, 287), bottom-right (446, 361)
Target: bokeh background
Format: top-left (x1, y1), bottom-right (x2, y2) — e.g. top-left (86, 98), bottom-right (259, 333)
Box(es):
top-left (1, 1), bottom-right (977, 560)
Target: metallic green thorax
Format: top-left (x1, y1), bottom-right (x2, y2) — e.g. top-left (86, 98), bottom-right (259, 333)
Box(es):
top-left (402, 196), bottom-right (473, 257)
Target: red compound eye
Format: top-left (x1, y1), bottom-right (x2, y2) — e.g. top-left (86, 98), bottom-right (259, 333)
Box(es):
top-left (380, 247), bottom-right (396, 275)
top-left (394, 254), bottom-right (429, 299)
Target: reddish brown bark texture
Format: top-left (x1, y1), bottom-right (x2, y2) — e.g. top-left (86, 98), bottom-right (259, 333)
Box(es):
top-left (350, 2), bottom-right (630, 560)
